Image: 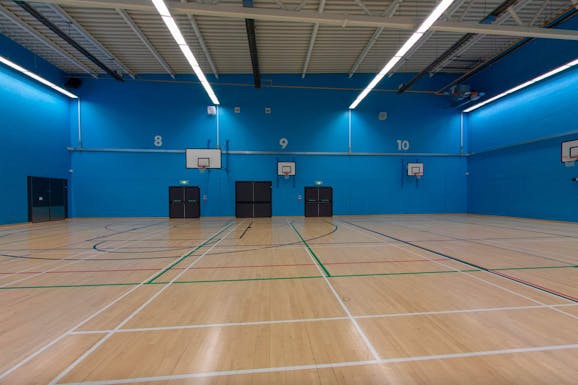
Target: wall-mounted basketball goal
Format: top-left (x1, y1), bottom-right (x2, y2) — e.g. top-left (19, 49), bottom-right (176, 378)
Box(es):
top-left (562, 139), bottom-right (578, 167)
top-left (186, 149), bottom-right (222, 173)
top-left (407, 163), bottom-right (424, 179)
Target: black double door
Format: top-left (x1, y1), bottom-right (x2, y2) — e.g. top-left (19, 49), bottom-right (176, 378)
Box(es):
top-left (27, 176), bottom-right (68, 223)
top-left (235, 181), bottom-right (272, 218)
top-left (169, 186), bottom-right (200, 218)
top-left (305, 187), bottom-right (333, 217)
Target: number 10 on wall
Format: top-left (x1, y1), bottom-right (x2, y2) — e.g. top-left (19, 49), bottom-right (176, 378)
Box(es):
top-left (396, 140), bottom-right (410, 151)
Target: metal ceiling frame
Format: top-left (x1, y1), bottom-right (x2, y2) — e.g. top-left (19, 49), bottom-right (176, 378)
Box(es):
top-left (0, 2), bottom-right (97, 76)
top-left (301, 0), bottom-right (325, 78)
top-left (14, 0), bottom-right (124, 80)
top-left (397, 0), bottom-right (531, 93)
top-left (243, 0), bottom-right (260, 88)
top-left (25, 0), bottom-right (578, 42)
top-left (116, 8), bottom-right (175, 78)
top-left (437, 5), bottom-right (578, 94)
top-left (348, 0), bottom-right (402, 78)
top-left (46, 3), bottom-right (135, 78)
top-left (181, 0), bottom-right (219, 78)
top-left (430, 0), bottom-right (536, 74)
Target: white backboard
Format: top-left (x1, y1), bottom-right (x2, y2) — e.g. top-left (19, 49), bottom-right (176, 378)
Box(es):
top-left (277, 161), bottom-right (296, 176)
top-left (186, 149), bottom-right (222, 169)
top-left (562, 139), bottom-right (578, 163)
top-left (407, 163), bottom-right (424, 176)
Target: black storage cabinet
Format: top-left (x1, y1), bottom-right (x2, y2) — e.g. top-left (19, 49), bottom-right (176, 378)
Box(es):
top-left (235, 181), bottom-right (272, 218)
top-left (304, 186), bottom-right (333, 217)
top-left (169, 186), bottom-right (200, 218)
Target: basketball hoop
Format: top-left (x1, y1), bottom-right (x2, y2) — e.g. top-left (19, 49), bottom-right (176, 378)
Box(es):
top-left (413, 172), bottom-right (423, 180)
top-left (564, 157), bottom-right (577, 168)
top-left (283, 172), bottom-right (290, 180)
top-left (199, 166), bottom-right (207, 173)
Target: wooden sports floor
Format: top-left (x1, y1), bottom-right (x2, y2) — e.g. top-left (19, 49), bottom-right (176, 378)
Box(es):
top-left (0, 215), bottom-right (577, 385)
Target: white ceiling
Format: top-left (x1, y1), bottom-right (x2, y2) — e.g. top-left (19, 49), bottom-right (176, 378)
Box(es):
top-left (0, 0), bottom-right (575, 81)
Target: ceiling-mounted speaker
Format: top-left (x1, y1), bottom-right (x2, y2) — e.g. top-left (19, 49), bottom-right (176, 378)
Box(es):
top-left (65, 77), bottom-right (82, 89)
top-left (378, 112), bottom-right (388, 121)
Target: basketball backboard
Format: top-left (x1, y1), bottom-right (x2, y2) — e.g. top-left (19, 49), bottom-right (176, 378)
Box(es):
top-left (186, 149), bottom-right (222, 169)
top-left (277, 161), bottom-right (296, 176)
top-left (407, 163), bottom-right (424, 178)
top-left (561, 139), bottom-right (578, 166)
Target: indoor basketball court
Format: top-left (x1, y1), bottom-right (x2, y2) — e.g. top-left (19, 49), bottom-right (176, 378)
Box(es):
top-left (1, 0), bottom-right (578, 384)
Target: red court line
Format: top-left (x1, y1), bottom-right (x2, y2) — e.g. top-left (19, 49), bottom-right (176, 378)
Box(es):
top-left (490, 270), bottom-right (578, 302)
top-left (0, 258), bottom-right (447, 275)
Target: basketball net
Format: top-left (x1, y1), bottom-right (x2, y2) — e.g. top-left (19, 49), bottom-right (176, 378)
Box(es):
top-left (414, 173), bottom-right (423, 180)
top-left (199, 166), bottom-right (207, 173)
top-left (283, 172), bottom-right (290, 180)
top-left (564, 157), bottom-right (577, 168)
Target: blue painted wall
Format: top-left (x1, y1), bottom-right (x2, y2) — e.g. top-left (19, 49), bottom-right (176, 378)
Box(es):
top-left (0, 34), bottom-right (71, 224)
top-left (466, 16), bottom-right (578, 221)
top-left (69, 74), bottom-right (466, 217)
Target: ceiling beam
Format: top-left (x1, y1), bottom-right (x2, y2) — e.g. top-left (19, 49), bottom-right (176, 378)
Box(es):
top-left (437, 6), bottom-right (578, 94)
top-left (398, 0), bottom-right (534, 93)
top-left (116, 8), bottom-right (175, 78)
top-left (348, 0), bottom-right (402, 78)
top-left (430, 0), bottom-right (534, 74)
top-left (243, 0), bottom-right (260, 88)
top-left (26, 0), bottom-right (578, 41)
top-left (507, 7), bottom-right (523, 26)
top-left (0, 2), bottom-right (97, 76)
top-left (301, 0), bottom-right (325, 78)
top-left (181, 0), bottom-right (219, 78)
top-left (14, 0), bottom-right (123, 80)
top-left (47, 3), bottom-right (135, 78)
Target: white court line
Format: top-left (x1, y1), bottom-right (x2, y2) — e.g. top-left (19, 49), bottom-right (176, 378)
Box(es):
top-left (289, 221), bottom-right (381, 362)
top-left (56, 344), bottom-right (578, 385)
top-left (47, 220), bottom-right (243, 385)
top-left (341, 221), bottom-right (578, 321)
top-left (0, 220), bottom-right (234, 382)
top-left (0, 222), bottom-right (168, 288)
top-left (70, 303), bottom-right (576, 335)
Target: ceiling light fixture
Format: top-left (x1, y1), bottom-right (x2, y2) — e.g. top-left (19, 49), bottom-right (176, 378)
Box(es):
top-left (349, 0), bottom-right (456, 109)
top-left (151, 0), bottom-right (220, 105)
top-left (0, 55), bottom-right (78, 98)
top-left (463, 57), bottom-right (578, 112)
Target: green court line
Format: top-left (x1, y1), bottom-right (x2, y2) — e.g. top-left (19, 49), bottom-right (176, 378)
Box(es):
top-left (146, 221), bottom-right (234, 284)
top-left (152, 275), bottom-right (324, 285)
top-left (289, 222), bottom-right (332, 277)
top-left (0, 282), bottom-right (139, 290)
top-left (1, 264), bottom-right (574, 290)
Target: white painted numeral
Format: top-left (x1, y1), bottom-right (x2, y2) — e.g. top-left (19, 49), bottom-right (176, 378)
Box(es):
top-left (279, 138), bottom-right (288, 149)
top-left (396, 139), bottom-right (410, 151)
top-left (154, 135), bottom-right (163, 147)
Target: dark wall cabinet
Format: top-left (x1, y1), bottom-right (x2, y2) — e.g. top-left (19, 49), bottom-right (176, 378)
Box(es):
top-left (304, 186), bottom-right (333, 217)
top-left (235, 181), bottom-right (272, 218)
top-left (27, 176), bottom-right (68, 223)
top-left (169, 186), bottom-right (200, 218)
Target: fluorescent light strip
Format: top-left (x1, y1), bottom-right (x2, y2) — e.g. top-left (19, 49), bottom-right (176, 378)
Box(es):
top-left (151, 0), bottom-right (220, 105)
top-left (0, 56), bottom-right (78, 99)
top-left (349, 0), bottom-right (456, 109)
top-left (464, 58), bottom-right (578, 112)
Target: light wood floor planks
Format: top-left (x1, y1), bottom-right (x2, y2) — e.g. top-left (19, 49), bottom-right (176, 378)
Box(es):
top-left (0, 215), bottom-right (577, 385)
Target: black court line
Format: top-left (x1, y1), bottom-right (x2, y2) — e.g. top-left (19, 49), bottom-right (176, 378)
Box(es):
top-left (388, 222), bottom-right (576, 266)
top-left (0, 224), bottom-right (339, 261)
top-left (436, 217), bottom-right (578, 239)
top-left (344, 221), bottom-right (578, 304)
top-left (239, 222), bottom-right (252, 239)
top-left (85, 221), bottom-right (165, 241)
